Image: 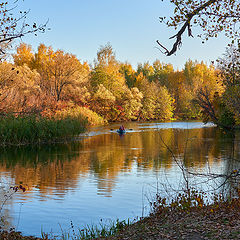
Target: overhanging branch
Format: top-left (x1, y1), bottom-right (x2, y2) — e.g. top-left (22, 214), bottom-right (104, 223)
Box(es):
top-left (157, 0), bottom-right (218, 56)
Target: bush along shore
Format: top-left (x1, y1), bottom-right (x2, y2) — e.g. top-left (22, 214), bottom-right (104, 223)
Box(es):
top-left (1, 188), bottom-right (240, 240)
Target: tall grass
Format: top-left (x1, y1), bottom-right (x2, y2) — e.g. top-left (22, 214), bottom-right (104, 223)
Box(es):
top-left (0, 113), bottom-right (88, 146)
top-left (41, 219), bottom-right (132, 240)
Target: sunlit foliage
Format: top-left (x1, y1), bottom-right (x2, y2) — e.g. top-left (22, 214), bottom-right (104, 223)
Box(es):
top-left (0, 42), bottom-right (233, 125)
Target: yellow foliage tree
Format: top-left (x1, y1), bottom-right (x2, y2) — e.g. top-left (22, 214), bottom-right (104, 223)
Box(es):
top-left (0, 62), bottom-right (41, 112)
top-left (13, 43), bottom-right (34, 68)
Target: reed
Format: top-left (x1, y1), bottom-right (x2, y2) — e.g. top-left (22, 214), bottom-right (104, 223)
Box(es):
top-left (0, 114), bottom-right (88, 146)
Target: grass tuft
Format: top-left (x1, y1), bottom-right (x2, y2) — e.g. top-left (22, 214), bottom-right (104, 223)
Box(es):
top-left (50, 219), bottom-right (133, 240)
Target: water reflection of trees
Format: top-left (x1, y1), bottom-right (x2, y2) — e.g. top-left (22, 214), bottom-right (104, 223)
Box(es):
top-left (0, 127), bottom-right (237, 198)
top-left (217, 131), bottom-right (240, 198)
top-left (0, 143), bottom-right (90, 199)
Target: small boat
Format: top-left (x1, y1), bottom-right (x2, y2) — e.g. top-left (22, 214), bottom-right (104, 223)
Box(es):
top-left (117, 129), bottom-right (126, 134)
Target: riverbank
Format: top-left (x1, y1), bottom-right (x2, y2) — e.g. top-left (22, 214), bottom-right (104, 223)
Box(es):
top-left (1, 197), bottom-right (240, 240)
top-left (107, 199), bottom-right (240, 240)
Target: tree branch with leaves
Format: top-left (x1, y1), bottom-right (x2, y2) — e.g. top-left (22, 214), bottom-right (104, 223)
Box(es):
top-left (0, 0), bottom-right (48, 58)
top-left (158, 0), bottom-right (240, 55)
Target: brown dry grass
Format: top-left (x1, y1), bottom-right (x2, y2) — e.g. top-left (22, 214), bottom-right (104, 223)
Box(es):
top-left (104, 200), bottom-right (240, 240)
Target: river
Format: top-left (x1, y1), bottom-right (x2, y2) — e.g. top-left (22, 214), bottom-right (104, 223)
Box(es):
top-left (0, 121), bottom-right (239, 237)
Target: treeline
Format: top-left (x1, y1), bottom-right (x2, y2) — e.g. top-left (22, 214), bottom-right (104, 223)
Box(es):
top-left (0, 42), bottom-right (237, 126)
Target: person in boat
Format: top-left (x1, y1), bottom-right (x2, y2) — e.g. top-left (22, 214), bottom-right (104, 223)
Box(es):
top-left (119, 125), bottom-right (125, 131)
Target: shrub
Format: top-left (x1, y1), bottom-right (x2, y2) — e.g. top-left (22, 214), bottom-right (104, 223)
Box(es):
top-left (55, 106), bottom-right (107, 126)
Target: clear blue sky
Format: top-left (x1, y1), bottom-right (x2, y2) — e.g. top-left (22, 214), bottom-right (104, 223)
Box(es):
top-left (19, 0), bottom-right (229, 70)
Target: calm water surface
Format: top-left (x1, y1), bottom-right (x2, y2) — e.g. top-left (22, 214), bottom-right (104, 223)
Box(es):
top-left (0, 121), bottom-right (239, 237)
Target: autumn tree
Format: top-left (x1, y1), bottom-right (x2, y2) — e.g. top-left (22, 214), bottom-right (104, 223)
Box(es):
top-left (157, 0), bottom-right (240, 55)
top-left (13, 43), bottom-right (34, 67)
top-left (90, 44), bottom-right (130, 120)
top-left (167, 70), bottom-right (189, 117)
top-left (14, 43), bottom-right (54, 98)
top-left (47, 50), bottom-right (85, 101)
top-left (31, 44), bottom-right (54, 95)
top-left (120, 87), bottom-right (143, 120)
top-left (23, 43), bottom-right (89, 102)
top-left (139, 80), bottom-right (158, 120)
top-left (0, 62), bottom-right (41, 112)
top-left (154, 85), bottom-right (175, 120)
top-left (218, 44), bottom-right (240, 87)
top-left (63, 61), bottom-right (90, 105)
top-left (136, 74), bottom-right (174, 120)
top-left (191, 62), bottom-right (225, 125)
top-left (216, 44), bottom-right (240, 126)
top-left (137, 62), bottom-right (154, 81)
top-left (0, 62), bottom-right (18, 111)
top-left (119, 63), bottom-right (137, 88)
top-left (12, 64), bottom-right (41, 112)
top-left (152, 60), bottom-right (174, 87)
top-left (90, 43), bottom-right (126, 94)
top-left (13, 43), bottom-right (91, 107)
top-left (91, 84), bottom-right (116, 120)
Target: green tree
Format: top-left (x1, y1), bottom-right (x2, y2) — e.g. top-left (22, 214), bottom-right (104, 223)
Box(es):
top-left (119, 63), bottom-right (137, 88)
top-left (137, 62), bottom-right (154, 80)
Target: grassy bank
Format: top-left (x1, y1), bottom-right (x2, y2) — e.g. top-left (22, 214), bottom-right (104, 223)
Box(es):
top-left (0, 113), bottom-right (88, 146)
